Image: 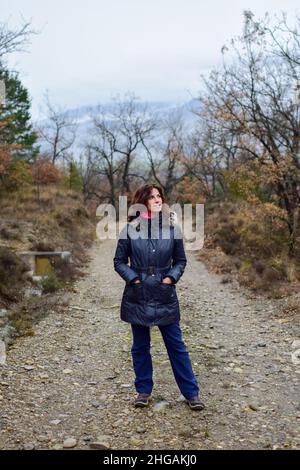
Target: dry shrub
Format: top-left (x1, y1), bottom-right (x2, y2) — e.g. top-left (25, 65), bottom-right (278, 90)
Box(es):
top-left (234, 202), bottom-right (289, 258)
top-left (56, 211), bottom-right (73, 228)
top-left (203, 198), bottom-right (300, 294)
top-left (9, 294), bottom-right (61, 339)
top-left (0, 226), bottom-right (21, 240)
top-left (30, 241), bottom-right (56, 252)
top-left (31, 159), bottom-right (61, 185)
top-left (0, 247), bottom-right (30, 301)
top-left (253, 259), bottom-right (266, 274)
top-left (0, 185), bottom-right (95, 309)
top-left (51, 256), bottom-right (79, 282)
top-left (214, 222), bottom-right (241, 255)
top-left (262, 266), bottom-right (283, 283)
top-left (12, 317), bottom-right (35, 337)
top-left (232, 257), bottom-right (242, 270)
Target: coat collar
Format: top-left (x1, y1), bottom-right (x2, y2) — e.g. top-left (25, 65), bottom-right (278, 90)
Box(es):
top-left (129, 210), bottom-right (178, 230)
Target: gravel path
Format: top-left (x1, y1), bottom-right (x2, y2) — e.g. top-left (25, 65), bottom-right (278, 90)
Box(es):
top-left (0, 238), bottom-right (299, 450)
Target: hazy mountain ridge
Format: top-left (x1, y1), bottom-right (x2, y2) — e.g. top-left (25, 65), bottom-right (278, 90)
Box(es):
top-left (37, 99), bottom-right (201, 155)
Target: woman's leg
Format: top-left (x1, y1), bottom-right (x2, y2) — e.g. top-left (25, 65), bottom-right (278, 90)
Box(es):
top-left (159, 321), bottom-right (200, 399)
top-left (130, 324), bottom-right (153, 394)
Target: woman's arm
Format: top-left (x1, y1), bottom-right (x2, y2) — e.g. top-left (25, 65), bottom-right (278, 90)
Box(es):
top-left (113, 226), bottom-right (140, 284)
top-left (164, 226), bottom-right (187, 284)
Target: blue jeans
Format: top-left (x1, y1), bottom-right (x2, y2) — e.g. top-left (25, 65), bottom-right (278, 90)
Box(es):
top-left (130, 322), bottom-right (200, 400)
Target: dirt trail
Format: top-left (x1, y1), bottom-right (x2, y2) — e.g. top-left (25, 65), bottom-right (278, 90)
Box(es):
top-left (0, 238), bottom-right (299, 450)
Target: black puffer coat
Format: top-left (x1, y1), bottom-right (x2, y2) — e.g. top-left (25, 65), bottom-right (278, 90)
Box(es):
top-left (113, 211), bottom-right (187, 326)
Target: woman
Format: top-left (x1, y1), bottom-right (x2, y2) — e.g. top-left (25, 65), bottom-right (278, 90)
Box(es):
top-left (113, 184), bottom-right (204, 411)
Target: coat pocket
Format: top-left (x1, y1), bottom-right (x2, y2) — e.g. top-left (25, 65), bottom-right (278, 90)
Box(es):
top-left (158, 282), bottom-right (176, 303)
top-left (125, 283), bottom-right (144, 303)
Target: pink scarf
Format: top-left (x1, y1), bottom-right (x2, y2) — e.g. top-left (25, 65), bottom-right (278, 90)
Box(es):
top-left (140, 211), bottom-right (155, 219)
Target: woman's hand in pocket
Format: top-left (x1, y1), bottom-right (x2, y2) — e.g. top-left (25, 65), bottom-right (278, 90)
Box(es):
top-left (162, 277), bottom-right (173, 285)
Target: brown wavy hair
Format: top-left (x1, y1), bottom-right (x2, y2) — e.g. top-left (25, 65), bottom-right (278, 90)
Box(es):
top-left (128, 184), bottom-right (169, 222)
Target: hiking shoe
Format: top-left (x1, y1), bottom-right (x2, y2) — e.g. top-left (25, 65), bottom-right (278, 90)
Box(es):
top-left (186, 396), bottom-right (205, 411)
top-left (134, 393), bottom-right (151, 408)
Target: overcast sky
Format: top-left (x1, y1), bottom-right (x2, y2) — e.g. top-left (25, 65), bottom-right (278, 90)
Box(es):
top-left (2, 0), bottom-right (299, 117)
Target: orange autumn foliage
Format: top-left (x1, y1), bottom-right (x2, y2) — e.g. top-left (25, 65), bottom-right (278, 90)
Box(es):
top-left (31, 158), bottom-right (61, 185)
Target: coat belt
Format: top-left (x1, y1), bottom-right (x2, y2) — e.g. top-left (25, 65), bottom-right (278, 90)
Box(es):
top-left (131, 265), bottom-right (171, 275)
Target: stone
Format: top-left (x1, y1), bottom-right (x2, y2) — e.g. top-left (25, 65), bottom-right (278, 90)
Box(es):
top-left (63, 438), bottom-right (77, 448)
top-left (39, 373), bottom-right (49, 379)
top-left (291, 350), bottom-right (300, 365)
top-left (130, 437), bottom-right (142, 446)
top-left (136, 427), bottom-right (146, 434)
top-left (248, 404), bottom-right (259, 411)
top-left (105, 374), bottom-right (117, 380)
top-left (0, 340), bottom-right (6, 365)
top-left (89, 441), bottom-right (110, 450)
top-left (98, 394), bottom-right (108, 401)
top-left (89, 435), bottom-right (110, 449)
top-left (62, 369), bottom-right (73, 375)
top-left (52, 444), bottom-right (63, 450)
top-left (153, 401), bottom-right (170, 412)
top-left (23, 443), bottom-right (35, 450)
top-left (91, 401), bottom-right (100, 408)
top-left (36, 435), bottom-right (49, 443)
top-left (176, 394), bottom-right (186, 402)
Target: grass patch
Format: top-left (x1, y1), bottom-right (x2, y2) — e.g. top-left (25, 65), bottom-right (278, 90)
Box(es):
top-left (38, 272), bottom-right (64, 293)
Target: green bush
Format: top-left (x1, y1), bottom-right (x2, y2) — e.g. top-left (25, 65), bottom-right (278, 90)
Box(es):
top-left (39, 272), bottom-right (63, 293)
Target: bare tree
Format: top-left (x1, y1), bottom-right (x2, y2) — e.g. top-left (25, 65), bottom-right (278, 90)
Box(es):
top-left (78, 146), bottom-right (101, 203)
top-left (181, 124), bottom-right (226, 199)
top-left (37, 94), bottom-right (77, 164)
top-left (87, 94), bottom-right (156, 208)
top-left (139, 110), bottom-right (189, 200)
top-left (196, 10), bottom-right (300, 255)
top-left (259, 12), bottom-right (300, 70)
top-left (0, 19), bottom-right (35, 60)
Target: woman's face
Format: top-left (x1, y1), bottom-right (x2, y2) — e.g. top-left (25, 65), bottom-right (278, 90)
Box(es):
top-left (147, 188), bottom-right (162, 212)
